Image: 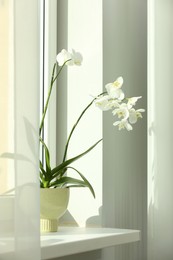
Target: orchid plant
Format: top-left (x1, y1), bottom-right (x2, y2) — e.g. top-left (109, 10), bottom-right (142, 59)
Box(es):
top-left (39, 49), bottom-right (144, 198)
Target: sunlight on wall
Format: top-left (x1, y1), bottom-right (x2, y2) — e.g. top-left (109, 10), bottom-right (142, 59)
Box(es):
top-left (62, 0), bottom-right (103, 227)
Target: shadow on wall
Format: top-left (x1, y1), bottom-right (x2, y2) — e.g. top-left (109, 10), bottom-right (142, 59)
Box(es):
top-left (60, 206), bottom-right (102, 227)
top-left (86, 206), bottom-right (102, 227)
top-left (59, 210), bottom-right (78, 227)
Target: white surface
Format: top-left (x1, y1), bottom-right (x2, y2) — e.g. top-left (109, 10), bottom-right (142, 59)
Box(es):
top-left (41, 227), bottom-right (140, 259)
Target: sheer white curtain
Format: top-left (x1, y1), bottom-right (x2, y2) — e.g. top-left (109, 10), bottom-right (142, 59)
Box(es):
top-left (0, 0), bottom-right (40, 259)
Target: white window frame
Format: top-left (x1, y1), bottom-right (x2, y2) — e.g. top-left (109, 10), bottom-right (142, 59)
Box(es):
top-left (40, 0), bottom-right (57, 168)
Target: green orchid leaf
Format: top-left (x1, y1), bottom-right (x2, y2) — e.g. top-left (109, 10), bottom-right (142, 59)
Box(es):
top-left (40, 138), bottom-right (51, 175)
top-left (49, 176), bottom-right (88, 188)
top-left (45, 148), bottom-right (51, 174)
top-left (66, 166), bottom-right (95, 198)
top-left (39, 170), bottom-right (44, 180)
top-left (62, 185), bottom-right (86, 188)
top-left (39, 170), bottom-right (46, 188)
top-left (40, 160), bottom-right (50, 182)
top-left (40, 180), bottom-right (44, 188)
top-left (52, 138), bottom-right (102, 176)
top-left (52, 168), bottom-right (67, 179)
top-left (40, 160), bottom-right (47, 176)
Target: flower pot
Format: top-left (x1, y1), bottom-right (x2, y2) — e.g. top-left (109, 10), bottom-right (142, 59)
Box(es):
top-left (40, 188), bottom-right (69, 233)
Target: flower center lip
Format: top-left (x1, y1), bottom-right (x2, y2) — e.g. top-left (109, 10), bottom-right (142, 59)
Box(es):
top-left (113, 81), bottom-right (120, 88)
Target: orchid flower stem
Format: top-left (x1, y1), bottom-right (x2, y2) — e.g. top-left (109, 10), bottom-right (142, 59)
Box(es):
top-left (39, 60), bottom-right (71, 136)
top-left (39, 63), bottom-right (56, 136)
top-left (62, 92), bottom-right (106, 163)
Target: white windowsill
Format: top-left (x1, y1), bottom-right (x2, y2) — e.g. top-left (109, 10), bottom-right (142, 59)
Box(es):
top-left (41, 226), bottom-right (140, 259)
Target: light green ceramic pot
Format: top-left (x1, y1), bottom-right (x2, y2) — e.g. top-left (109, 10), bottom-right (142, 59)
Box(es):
top-left (40, 188), bottom-right (69, 233)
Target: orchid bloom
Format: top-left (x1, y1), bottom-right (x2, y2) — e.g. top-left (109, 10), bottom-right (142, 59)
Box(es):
top-left (56, 49), bottom-right (83, 66)
top-left (94, 95), bottom-right (112, 111)
top-left (56, 49), bottom-right (145, 132)
top-left (71, 49), bottom-right (83, 65)
top-left (105, 77), bottom-right (124, 100)
top-left (94, 95), bottom-right (120, 111)
top-left (129, 108), bottom-right (145, 124)
top-left (113, 119), bottom-right (133, 131)
top-left (112, 103), bottom-right (129, 120)
top-left (56, 49), bottom-right (73, 66)
top-left (127, 96), bottom-right (142, 107)
top-left (93, 75), bottom-right (144, 131)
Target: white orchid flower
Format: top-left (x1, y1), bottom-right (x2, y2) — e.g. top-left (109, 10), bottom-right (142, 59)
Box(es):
top-left (94, 95), bottom-right (113, 111)
top-left (56, 49), bottom-right (73, 66)
top-left (112, 103), bottom-right (129, 120)
top-left (94, 94), bottom-right (121, 111)
top-left (129, 108), bottom-right (145, 124)
top-left (108, 99), bottom-right (121, 108)
top-left (113, 119), bottom-right (133, 131)
top-left (105, 77), bottom-right (124, 100)
top-left (71, 49), bottom-right (83, 66)
top-left (56, 49), bottom-right (83, 66)
top-left (127, 96), bottom-right (142, 107)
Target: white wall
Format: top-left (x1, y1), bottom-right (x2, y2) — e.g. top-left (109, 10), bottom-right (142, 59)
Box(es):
top-left (102, 0), bottom-right (147, 259)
